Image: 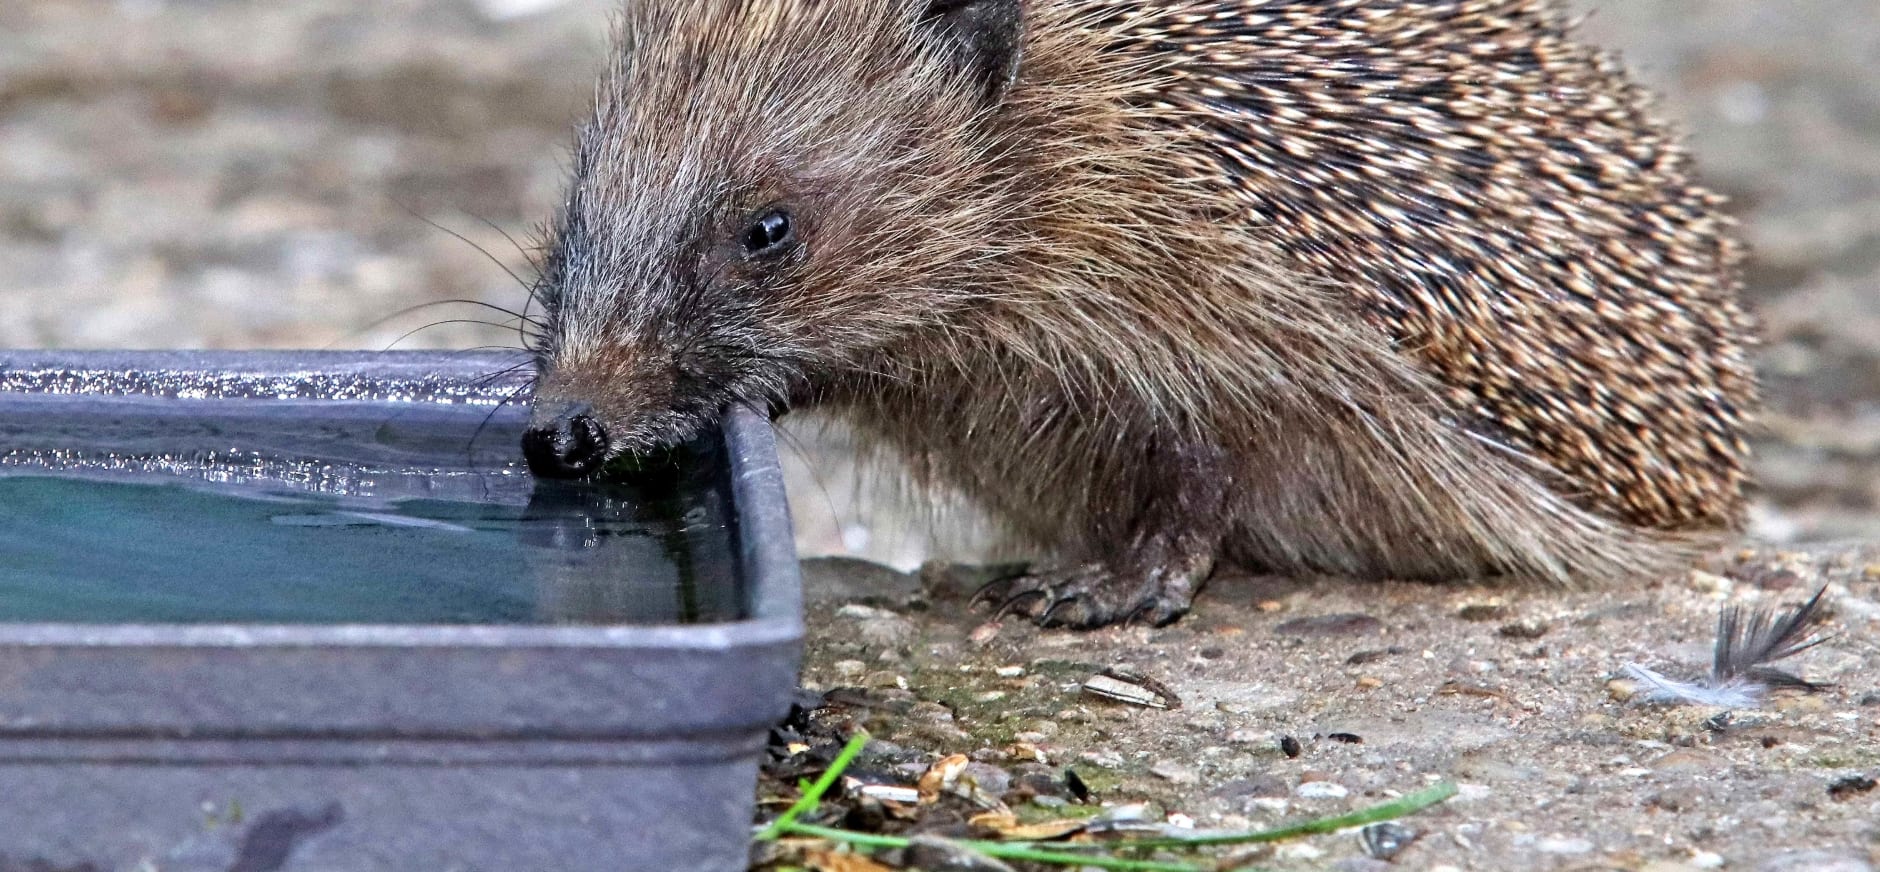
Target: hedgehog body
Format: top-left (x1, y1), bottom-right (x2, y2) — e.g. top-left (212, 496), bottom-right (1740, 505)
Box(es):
top-left (522, 0), bottom-right (1758, 627)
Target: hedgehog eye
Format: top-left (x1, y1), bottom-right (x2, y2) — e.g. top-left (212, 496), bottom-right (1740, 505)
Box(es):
top-left (741, 208), bottom-right (794, 257)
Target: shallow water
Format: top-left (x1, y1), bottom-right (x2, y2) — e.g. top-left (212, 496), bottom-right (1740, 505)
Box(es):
top-left (0, 472), bottom-right (741, 625)
top-left (0, 352), bottom-right (747, 626)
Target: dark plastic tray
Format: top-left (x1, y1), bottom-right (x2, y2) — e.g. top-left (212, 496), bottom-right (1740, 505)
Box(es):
top-left (0, 350), bottom-right (804, 872)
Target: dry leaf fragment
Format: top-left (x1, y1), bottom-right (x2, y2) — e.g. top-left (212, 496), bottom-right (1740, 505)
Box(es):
top-left (804, 848), bottom-right (895, 872)
top-left (918, 753), bottom-right (971, 802)
top-left (968, 811), bottom-right (1089, 842)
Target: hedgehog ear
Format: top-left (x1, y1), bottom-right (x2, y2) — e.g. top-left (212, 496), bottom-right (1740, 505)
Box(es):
top-left (918, 0), bottom-right (1025, 107)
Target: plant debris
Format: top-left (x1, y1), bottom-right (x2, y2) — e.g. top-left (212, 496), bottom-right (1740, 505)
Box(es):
top-left (1081, 667), bottom-right (1182, 710)
top-left (754, 731), bottom-right (1457, 871)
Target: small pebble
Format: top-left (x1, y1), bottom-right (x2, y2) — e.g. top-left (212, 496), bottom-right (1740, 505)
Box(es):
top-left (1006, 742), bottom-right (1047, 764)
top-left (1332, 860), bottom-right (1392, 872)
top-left (1295, 781), bottom-right (1348, 799)
top-left (1091, 803), bottom-right (1152, 824)
top-left (1827, 774), bottom-right (1877, 800)
top-left (1639, 862), bottom-right (1702, 872)
top-left (1650, 786), bottom-right (1703, 812)
top-left (1497, 620), bottom-right (1549, 639)
top-left (835, 603), bottom-right (917, 647)
top-left (904, 834), bottom-right (1020, 872)
top-left (1274, 613), bottom-right (1383, 637)
top-left (1536, 836), bottom-right (1594, 854)
top-left (1183, 715), bottom-right (1223, 732)
top-left (1358, 821), bottom-right (1418, 860)
top-left (866, 671), bottom-right (909, 690)
top-left (1078, 750), bottom-right (1124, 769)
top-left (1756, 850), bottom-right (1874, 872)
top-left (1688, 569), bottom-right (1733, 593)
top-left (1455, 783), bottom-right (1493, 802)
top-left (1219, 844), bottom-right (1273, 866)
top-left (1651, 750), bottom-right (1716, 773)
top-left (1276, 843), bottom-right (1326, 861)
top-left (958, 762), bottom-right (1012, 799)
top-left (1457, 603), bottom-right (1511, 621)
top-left (1150, 761), bottom-right (1199, 785)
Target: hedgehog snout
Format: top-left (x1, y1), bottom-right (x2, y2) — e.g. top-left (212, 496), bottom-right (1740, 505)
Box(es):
top-left (521, 402), bottom-right (612, 479)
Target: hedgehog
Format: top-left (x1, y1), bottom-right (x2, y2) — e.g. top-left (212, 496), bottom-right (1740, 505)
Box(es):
top-left (518, 0), bottom-right (1759, 628)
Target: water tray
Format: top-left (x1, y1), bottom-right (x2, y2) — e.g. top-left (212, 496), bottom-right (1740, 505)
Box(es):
top-left (0, 350), bottom-right (804, 872)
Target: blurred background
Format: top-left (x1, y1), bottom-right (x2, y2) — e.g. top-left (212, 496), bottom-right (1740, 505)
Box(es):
top-left (2, 0), bottom-right (1876, 557)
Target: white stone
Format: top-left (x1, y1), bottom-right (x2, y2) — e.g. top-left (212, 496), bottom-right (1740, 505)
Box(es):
top-left (1537, 836), bottom-right (1595, 855)
top-left (1294, 781), bottom-right (1348, 800)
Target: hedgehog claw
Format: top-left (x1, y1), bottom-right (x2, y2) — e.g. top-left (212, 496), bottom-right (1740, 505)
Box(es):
top-left (992, 589), bottom-right (1047, 622)
top-left (1037, 595), bottom-right (1087, 628)
top-left (968, 577), bottom-right (1012, 610)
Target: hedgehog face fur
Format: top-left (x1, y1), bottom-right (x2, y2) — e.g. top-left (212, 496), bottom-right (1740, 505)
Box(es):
top-left (525, 0), bottom-right (1027, 470)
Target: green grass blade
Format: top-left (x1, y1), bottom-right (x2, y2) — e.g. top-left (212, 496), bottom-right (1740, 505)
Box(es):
top-left (781, 823), bottom-right (1212, 872)
top-left (1109, 782), bottom-right (1458, 850)
top-left (754, 731), bottom-right (871, 841)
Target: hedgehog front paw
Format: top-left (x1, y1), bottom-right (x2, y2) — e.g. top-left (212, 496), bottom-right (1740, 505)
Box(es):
top-left (972, 562), bottom-right (1197, 629)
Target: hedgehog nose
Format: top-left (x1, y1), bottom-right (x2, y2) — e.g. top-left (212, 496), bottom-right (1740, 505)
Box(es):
top-left (521, 404), bottom-right (611, 479)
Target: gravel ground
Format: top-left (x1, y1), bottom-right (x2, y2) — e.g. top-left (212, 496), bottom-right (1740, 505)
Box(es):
top-left (3, 2), bottom-right (1878, 870)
